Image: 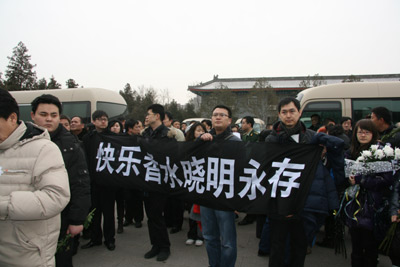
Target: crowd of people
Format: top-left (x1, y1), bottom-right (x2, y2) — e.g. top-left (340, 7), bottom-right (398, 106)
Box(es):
top-left (0, 88), bottom-right (399, 267)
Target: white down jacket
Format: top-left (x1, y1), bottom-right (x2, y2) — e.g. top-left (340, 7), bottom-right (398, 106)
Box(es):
top-left (0, 121), bottom-right (70, 267)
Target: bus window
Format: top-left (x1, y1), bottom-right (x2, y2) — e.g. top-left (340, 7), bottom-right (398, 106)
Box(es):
top-left (97, 101), bottom-right (127, 119)
top-left (352, 99), bottom-right (400, 124)
top-left (301, 101), bottom-right (342, 126)
top-left (19, 105), bottom-right (32, 122)
top-left (62, 102), bottom-right (91, 124)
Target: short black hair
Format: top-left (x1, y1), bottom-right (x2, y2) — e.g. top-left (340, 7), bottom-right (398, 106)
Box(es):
top-left (278, 97), bottom-right (301, 112)
top-left (147, 104), bottom-right (165, 121)
top-left (0, 88), bottom-right (19, 120)
top-left (71, 116), bottom-right (84, 124)
top-left (165, 111), bottom-right (173, 121)
top-left (212, 105), bottom-right (232, 118)
top-left (60, 114), bottom-right (71, 123)
top-left (125, 119), bottom-right (139, 131)
top-left (31, 94), bottom-right (62, 114)
top-left (371, 106), bottom-right (392, 124)
top-left (311, 114), bottom-right (321, 120)
top-left (340, 116), bottom-right (352, 124)
top-left (92, 110), bottom-right (109, 121)
top-left (242, 116), bottom-right (255, 127)
top-left (201, 119), bottom-right (212, 128)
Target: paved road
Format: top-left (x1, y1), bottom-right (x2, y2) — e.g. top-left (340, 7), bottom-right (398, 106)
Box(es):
top-left (73, 213), bottom-right (392, 267)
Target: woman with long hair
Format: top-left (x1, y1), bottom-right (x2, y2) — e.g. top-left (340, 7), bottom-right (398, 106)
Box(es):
top-left (345, 119), bottom-right (393, 267)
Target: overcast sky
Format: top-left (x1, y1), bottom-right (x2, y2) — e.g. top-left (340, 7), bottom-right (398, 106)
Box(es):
top-left (1, 0), bottom-right (399, 104)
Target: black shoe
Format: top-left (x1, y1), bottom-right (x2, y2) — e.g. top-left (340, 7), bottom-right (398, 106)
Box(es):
top-left (117, 224), bottom-right (124, 234)
top-left (258, 250), bottom-right (269, 257)
top-left (157, 249), bottom-right (170, 261)
top-left (123, 220), bottom-right (133, 227)
top-left (170, 227), bottom-right (181, 234)
top-left (134, 221), bottom-right (142, 228)
top-left (81, 240), bottom-right (102, 249)
top-left (144, 247), bottom-right (160, 259)
top-left (105, 242), bottom-right (116, 251)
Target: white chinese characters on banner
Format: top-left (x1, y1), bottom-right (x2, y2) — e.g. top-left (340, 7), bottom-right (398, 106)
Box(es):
top-left (95, 143), bottom-right (308, 200)
top-left (268, 158), bottom-right (304, 198)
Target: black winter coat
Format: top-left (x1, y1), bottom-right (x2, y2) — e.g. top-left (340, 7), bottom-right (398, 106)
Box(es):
top-left (51, 125), bottom-right (91, 227)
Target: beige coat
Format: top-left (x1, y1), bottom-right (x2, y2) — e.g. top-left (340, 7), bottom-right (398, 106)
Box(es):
top-left (0, 121), bottom-right (70, 267)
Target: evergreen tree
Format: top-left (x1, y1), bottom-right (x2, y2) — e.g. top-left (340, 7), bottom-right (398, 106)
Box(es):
top-left (66, 78), bottom-right (79, 88)
top-left (36, 78), bottom-right (47, 89)
top-left (47, 75), bottom-right (61, 89)
top-left (119, 83), bottom-right (135, 113)
top-left (5, 41), bottom-right (37, 91)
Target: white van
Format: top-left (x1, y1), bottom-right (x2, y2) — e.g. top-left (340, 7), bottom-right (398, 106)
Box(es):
top-left (297, 82), bottom-right (400, 126)
top-left (10, 87), bottom-right (127, 123)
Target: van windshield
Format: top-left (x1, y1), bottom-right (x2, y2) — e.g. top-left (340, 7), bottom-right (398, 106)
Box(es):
top-left (97, 101), bottom-right (127, 119)
top-left (301, 101), bottom-right (342, 128)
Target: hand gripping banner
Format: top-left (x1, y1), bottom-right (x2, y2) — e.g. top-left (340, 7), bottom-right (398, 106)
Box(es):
top-left (86, 132), bottom-right (322, 215)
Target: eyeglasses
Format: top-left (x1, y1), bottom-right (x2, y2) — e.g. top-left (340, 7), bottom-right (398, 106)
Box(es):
top-left (357, 130), bottom-right (372, 135)
top-left (95, 117), bottom-right (108, 122)
top-left (212, 113), bottom-right (229, 118)
top-left (146, 113), bottom-right (156, 117)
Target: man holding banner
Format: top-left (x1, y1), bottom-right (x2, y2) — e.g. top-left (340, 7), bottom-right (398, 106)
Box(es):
top-left (199, 105), bottom-right (241, 267)
top-left (142, 104), bottom-right (174, 262)
top-left (265, 97), bottom-right (343, 267)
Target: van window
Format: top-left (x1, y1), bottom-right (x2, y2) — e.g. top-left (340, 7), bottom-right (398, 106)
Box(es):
top-left (352, 99), bottom-right (400, 123)
top-left (301, 101), bottom-right (342, 126)
top-left (19, 105), bottom-right (32, 122)
top-left (62, 102), bottom-right (91, 123)
top-left (97, 102), bottom-right (127, 119)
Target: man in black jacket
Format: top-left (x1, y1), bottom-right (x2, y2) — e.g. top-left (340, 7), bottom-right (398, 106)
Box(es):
top-left (31, 94), bottom-right (91, 267)
top-left (141, 104), bottom-right (173, 262)
top-left (265, 97), bottom-right (342, 267)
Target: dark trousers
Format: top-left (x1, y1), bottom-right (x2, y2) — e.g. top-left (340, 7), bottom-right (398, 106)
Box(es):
top-left (187, 218), bottom-right (203, 240)
top-left (269, 217), bottom-right (307, 267)
top-left (115, 187), bottom-right (125, 225)
top-left (144, 192), bottom-right (170, 250)
top-left (164, 196), bottom-right (184, 229)
top-left (125, 189), bottom-right (144, 223)
top-left (349, 227), bottom-right (378, 267)
top-left (91, 185), bottom-right (116, 244)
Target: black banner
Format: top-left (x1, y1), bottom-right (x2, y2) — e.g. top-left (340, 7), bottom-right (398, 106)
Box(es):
top-left (87, 133), bottom-right (322, 215)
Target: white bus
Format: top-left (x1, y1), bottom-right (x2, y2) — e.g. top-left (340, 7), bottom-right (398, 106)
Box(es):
top-left (10, 87), bottom-right (127, 124)
top-left (296, 82), bottom-right (400, 126)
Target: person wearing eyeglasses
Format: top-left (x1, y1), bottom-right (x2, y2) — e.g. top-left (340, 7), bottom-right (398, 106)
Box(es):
top-left (199, 105), bottom-right (241, 267)
top-left (345, 119), bottom-right (393, 267)
top-left (81, 110), bottom-right (118, 252)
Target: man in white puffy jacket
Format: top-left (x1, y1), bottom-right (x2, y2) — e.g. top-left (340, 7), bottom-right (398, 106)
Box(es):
top-left (0, 88), bottom-right (70, 267)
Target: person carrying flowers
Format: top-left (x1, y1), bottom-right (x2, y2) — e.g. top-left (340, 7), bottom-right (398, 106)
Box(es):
top-left (344, 119), bottom-right (395, 267)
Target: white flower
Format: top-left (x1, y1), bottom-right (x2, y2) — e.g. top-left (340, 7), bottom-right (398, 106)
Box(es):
top-left (383, 145), bottom-right (394, 157)
top-left (370, 145), bottom-right (379, 152)
top-left (395, 148), bottom-right (400, 160)
top-left (362, 150), bottom-right (372, 158)
top-left (374, 149), bottom-right (385, 160)
top-left (356, 156), bottom-right (365, 162)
